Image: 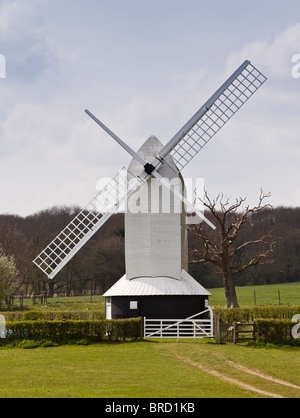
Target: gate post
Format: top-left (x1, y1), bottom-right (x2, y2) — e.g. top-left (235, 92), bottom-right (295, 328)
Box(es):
top-left (233, 321), bottom-right (237, 344)
top-left (215, 311), bottom-right (221, 344)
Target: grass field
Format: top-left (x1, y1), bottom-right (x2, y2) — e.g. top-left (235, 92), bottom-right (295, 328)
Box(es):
top-left (208, 282), bottom-right (300, 307)
top-left (1, 282), bottom-right (299, 398)
top-left (0, 340), bottom-right (299, 398)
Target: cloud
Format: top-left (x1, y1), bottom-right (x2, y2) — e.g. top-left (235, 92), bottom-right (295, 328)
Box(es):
top-left (226, 23), bottom-right (300, 80)
top-left (0, 0), bottom-right (42, 37)
top-left (286, 187), bottom-right (300, 207)
top-left (177, 24), bottom-right (300, 209)
top-left (0, 0), bottom-right (54, 82)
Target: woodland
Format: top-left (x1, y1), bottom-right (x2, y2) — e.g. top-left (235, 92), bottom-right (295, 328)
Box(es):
top-left (0, 204), bottom-right (300, 301)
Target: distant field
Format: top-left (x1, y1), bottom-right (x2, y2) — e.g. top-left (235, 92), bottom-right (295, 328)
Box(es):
top-left (208, 282), bottom-right (300, 307)
top-left (4, 281), bottom-right (299, 312)
top-left (5, 294), bottom-right (106, 312)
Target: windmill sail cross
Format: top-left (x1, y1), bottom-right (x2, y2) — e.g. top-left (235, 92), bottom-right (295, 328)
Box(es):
top-left (33, 60), bottom-right (267, 279)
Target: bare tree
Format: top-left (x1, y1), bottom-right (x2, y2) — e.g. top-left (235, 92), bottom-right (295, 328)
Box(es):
top-left (0, 251), bottom-right (18, 306)
top-left (189, 190), bottom-right (275, 308)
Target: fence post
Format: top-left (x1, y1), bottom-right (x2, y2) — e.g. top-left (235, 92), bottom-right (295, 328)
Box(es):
top-left (215, 311), bottom-right (221, 344)
top-left (233, 321), bottom-right (237, 344)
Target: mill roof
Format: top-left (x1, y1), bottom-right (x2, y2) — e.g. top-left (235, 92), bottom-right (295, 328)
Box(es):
top-left (102, 269), bottom-right (211, 297)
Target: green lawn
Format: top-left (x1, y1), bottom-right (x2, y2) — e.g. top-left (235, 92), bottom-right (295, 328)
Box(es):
top-left (6, 295), bottom-right (106, 312)
top-left (0, 340), bottom-right (299, 398)
top-left (208, 282), bottom-right (300, 307)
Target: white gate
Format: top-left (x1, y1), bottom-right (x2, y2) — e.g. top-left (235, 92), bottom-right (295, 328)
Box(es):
top-left (143, 307), bottom-right (213, 339)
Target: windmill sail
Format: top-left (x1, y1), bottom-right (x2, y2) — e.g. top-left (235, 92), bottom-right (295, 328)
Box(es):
top-left (157, 61), bottom-right (267, 171)
top-left (33, 168), bottom-right (143, 279)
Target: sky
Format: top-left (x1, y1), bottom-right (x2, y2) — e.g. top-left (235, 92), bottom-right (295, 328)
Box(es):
top-left (0, 0), bottom-right (300, 217)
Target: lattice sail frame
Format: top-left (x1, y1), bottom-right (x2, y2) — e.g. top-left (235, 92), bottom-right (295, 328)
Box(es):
top-left (33, 168), bottom-right (143, 278)
top-left (159, 62), bottom-right (267, 171)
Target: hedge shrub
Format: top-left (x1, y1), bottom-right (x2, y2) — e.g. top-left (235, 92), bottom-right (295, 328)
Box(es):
top-left (5, 318), bottom-right (142, 342)
top-left (254, 319), bottom-right (300, 346)
top-left (216, 306), bottom-right (300, 323)
top-left (2, 310), bottom-right (105, 322)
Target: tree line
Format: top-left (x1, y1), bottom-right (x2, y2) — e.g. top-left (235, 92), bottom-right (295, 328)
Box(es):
top-left (0, 204), bottom-right (299, 304)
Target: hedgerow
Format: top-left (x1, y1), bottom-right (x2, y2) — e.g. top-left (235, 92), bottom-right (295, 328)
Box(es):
top-left (216, 306), bottom-right (300, 323)
top-left (254, 318), bottom-right (300, 346)
top-left (2, 310), bottom-right (105, 322)
top-left (4, 318), bottom-right (142, 342)
top-left (214, 307), bottom-right (300, 346)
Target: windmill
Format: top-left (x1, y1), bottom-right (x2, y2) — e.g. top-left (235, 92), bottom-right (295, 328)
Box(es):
top-left (33, 60), bottom-right (266, 330)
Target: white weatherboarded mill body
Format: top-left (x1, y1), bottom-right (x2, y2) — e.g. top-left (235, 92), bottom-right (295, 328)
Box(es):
top-left (103, 136), bottom-right (211, 321)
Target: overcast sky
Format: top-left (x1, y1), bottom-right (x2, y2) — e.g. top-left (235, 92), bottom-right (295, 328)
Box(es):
top-left (0, 0), bottom-right (300, 217)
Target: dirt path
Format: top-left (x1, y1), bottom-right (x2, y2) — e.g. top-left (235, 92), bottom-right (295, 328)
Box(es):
top-left (226, 360), bottom-right (300, 390)
top-left (175, 354), bottom-right (284, 398)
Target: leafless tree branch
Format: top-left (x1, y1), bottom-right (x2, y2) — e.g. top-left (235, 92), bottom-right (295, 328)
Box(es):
top-left (189, 189), bottom-right (273, 307)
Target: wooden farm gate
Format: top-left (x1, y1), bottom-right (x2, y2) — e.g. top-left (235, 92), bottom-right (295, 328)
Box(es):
top-left (143, 307), bottom-right (213, 339)
top-left (233, 322), bottom-right (255, 344)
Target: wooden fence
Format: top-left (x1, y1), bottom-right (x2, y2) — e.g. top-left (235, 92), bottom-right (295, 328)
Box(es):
top-left (214, 311), bottom-right (255, 344)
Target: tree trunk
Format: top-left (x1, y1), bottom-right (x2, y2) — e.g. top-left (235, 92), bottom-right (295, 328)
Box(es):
top-left (222, 268), bottom-right (239, 308)
top-left (48, 281), bottom-right (54, 298)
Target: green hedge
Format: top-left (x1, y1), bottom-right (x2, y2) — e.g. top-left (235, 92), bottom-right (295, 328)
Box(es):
top-left (2, 310), bottom-right (105, 322)
top-left (5, 318), bottom-right (142, 342)
top-left (254, 318), bottom-right (300, 346)
top-left (216, 306), bottom-right (300, 323)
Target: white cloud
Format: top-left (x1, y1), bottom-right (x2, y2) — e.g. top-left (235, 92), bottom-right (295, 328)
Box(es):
top-left (0, 0), bottom-right (56, 86)
top-left (286, 187), bottom-right (300, 207)
top-left (226, 23), bottom-right (300, 79)
top-left (0, 0), bottom-right (42, 36)
top-left (194, 23), bottom-right (300, 208)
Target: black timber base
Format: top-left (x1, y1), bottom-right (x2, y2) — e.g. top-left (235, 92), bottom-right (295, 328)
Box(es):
top-left (107, 295), bottom-right (209, 319)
